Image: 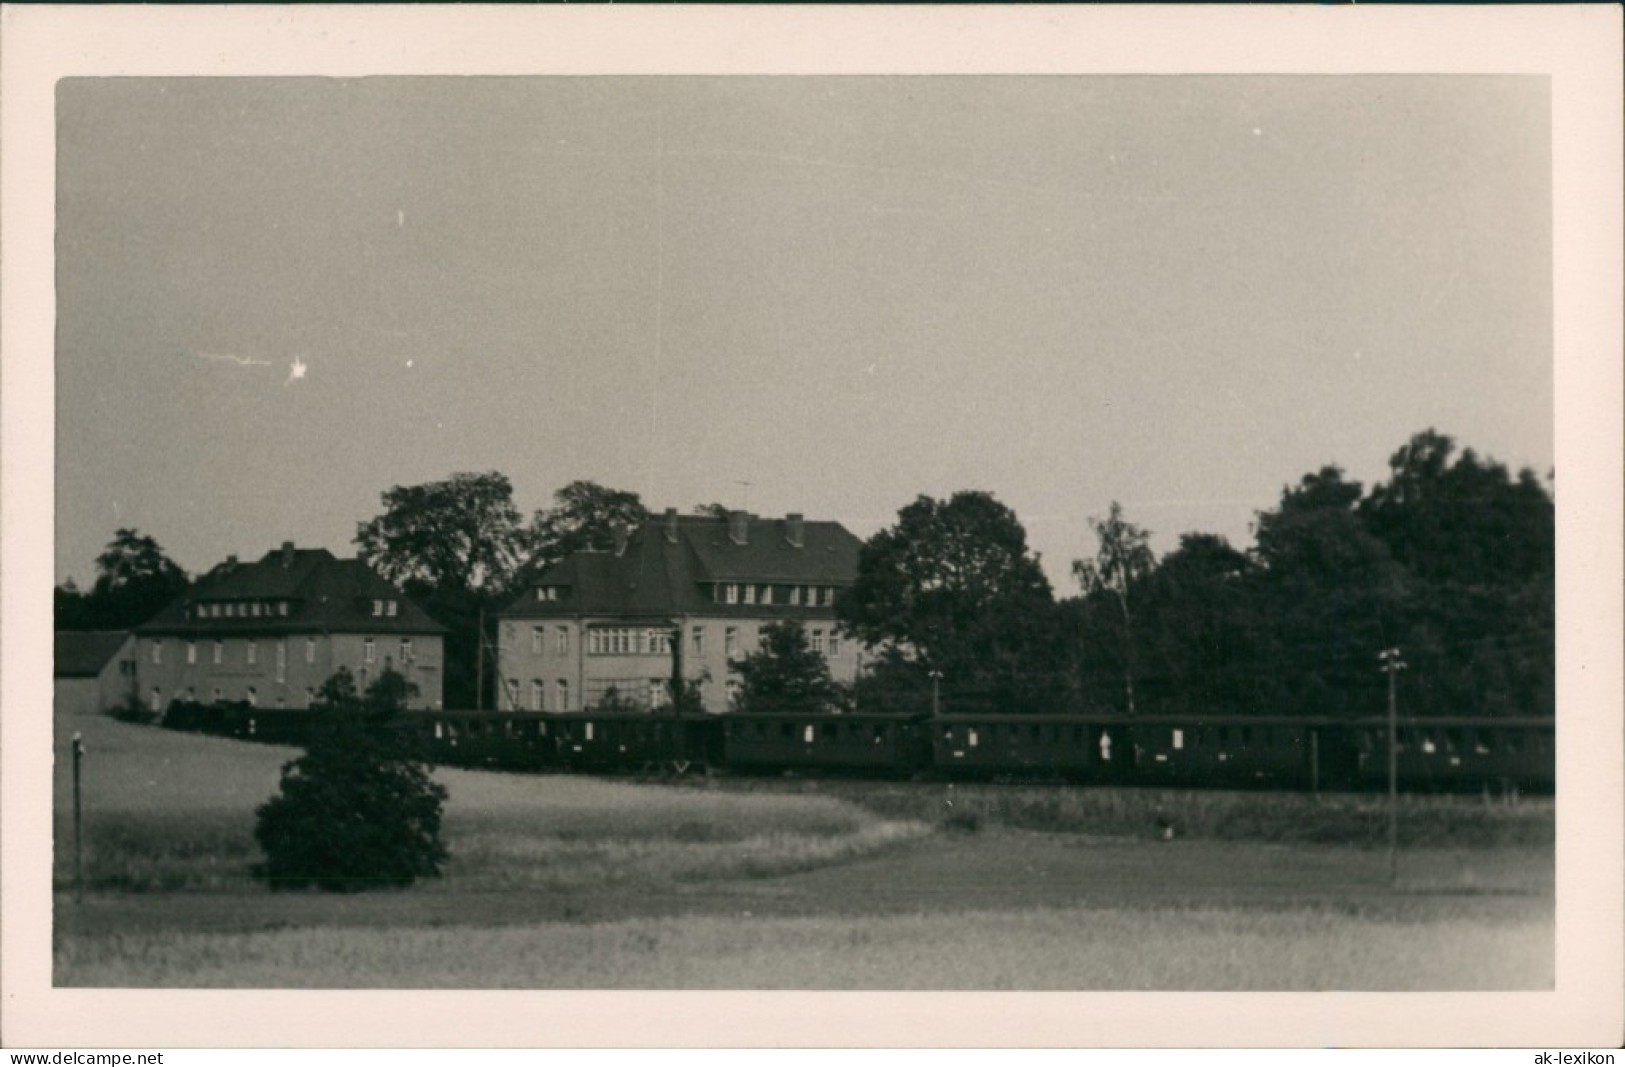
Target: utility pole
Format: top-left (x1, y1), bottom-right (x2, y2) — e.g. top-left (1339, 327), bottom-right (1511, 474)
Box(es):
top-left (72, 731), bottom-right (84, 904)
top-left (1379, 646), bottom-right (1406, 886)
top-left (928, 669), bottom-right (943, 719)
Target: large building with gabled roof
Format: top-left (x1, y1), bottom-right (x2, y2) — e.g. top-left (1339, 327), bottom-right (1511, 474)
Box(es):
top-left (495, 510), bottom-right (864, 714)
top-left (132, 542), bottom-right (447, 712)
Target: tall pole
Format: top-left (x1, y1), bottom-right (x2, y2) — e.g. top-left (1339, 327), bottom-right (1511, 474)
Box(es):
top-left (929, 669), bottom-right (942, 719)
top-left (1380, 647), bottom-right (1406, 887)
top-left (72, 731), bottom-right (84, 905)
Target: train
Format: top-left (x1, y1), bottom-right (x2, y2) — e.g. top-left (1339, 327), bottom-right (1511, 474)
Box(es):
top-left (159, 700), bottom-right (1555, 793)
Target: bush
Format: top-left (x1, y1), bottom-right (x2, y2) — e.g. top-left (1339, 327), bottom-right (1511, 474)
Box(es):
top-left (252, 668), bottom-right (448, 892)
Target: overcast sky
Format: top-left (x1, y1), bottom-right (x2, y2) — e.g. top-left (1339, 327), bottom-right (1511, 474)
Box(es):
top-left (55, 76), bottom-right (1551, 589)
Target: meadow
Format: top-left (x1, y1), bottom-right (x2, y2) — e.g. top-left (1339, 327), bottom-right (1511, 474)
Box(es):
top-left (51, 712), bottom-right (1555, 989)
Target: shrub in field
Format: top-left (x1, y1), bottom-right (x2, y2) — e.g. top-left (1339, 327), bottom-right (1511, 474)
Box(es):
top-left (253, 668), bottom-right (448, 892)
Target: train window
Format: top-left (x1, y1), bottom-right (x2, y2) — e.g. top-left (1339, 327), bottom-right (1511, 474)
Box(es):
top-left (821, 723), bottom-right (837, 741)
top-left (1421, 732), bottom-right (1437, 755)
top-left (781, 723), bottom-right (794, 739)
top-left (805, 725), bottom-right (816, 744)
top-left (1471, 729), bottom-right (1489, 755)
top-left (1172, 729), bottom-right (1184, 750)
top-left (434, 722), bottom-right (443, 739)
top-left (585, 723), bottom-right (595, 742)
top-left (968, 728), bottom-right (980, 748)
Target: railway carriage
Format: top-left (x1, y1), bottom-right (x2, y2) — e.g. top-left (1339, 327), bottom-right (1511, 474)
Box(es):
top-left (718, 711), bottom-right (930, 776)
top-left (932, 713), bottom-right (1136, 781)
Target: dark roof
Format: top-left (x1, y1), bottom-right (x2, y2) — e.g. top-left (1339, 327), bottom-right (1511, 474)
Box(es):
top-left (134, 545), bottom-right (446, 636)
top-left (500, 513), bottom-right (862, 620)
top-left (54, 630), bottom-right (132, 677)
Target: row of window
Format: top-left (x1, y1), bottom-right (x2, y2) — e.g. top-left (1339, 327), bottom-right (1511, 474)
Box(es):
top-left (714, 584), bottom-right (835, 608)
top-left (147, 666), bottom-right (385, 711)
top-left (193, 600), bottom-right (291, 620)
top-left (151, 637), bottom-right (415, 675)
top-left (506, 678), bottom-right (572, 712)
top-left (587, 628), bottom-right (671, 657)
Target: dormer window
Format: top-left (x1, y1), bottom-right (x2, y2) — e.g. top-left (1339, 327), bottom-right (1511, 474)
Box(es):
top-left (535, 586), bottom-right (561, 602)
top-left (372, 600), bottom-right (384, 616)
top-left (789, 587), bottom-right (801, 606)
top-left (743, 585), bottom-right (756, 606)
top-left (386, 600), bottom-right (398, 617)
top-left (726, 584), bottom-right (739, 605)
top-left (278, 601), bottom-right (289, 617)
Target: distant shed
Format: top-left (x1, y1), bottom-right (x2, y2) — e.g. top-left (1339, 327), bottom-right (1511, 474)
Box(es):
top-left (54, 630), bottom-right (136, 716)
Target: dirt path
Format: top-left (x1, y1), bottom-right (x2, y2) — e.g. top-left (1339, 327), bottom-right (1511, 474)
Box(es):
top-left (55, 830), bottom-right (1553, 940)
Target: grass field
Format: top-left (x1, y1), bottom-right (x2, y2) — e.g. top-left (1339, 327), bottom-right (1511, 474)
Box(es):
top-left (51, 713), bottom-right (1555, 989)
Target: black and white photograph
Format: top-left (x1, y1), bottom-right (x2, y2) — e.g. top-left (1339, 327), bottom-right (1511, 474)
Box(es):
top-left (2, 4), bottom-right (1620, 1052)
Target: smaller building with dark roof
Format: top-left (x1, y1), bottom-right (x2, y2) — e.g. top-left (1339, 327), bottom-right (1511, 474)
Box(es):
top-left (54, 630), bottom-right (137, 717)
top-left (495, 510), bottom-right (864, 714)
top-left (133, 542), bottom-right (447, 711)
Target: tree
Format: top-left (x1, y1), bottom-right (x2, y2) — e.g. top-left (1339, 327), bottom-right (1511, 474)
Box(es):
top-left (56, 529), bottom-right (190, 631)
top-left (525, 481), bottom-right (650, 576)
top-left (1250, 466), bottom-right (1408, 718)
top-left (253, 666), bottom-right (448, 892)
top-left (355, 472), bottom-right (529, 601)
top-left (838, 491), bottom-right (1063, 714)
top-left (732, 621), bottom-right (840, 714)
top-left (1133, 533), bottom-right (1263, 718)
top-left (1072, 502), bottom-right (1156, 715)
top-left (355, 472), bottom-right (530, 708)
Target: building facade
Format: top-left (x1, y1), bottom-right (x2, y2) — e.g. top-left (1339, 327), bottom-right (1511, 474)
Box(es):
top-left (54, 630), bottom-right (137, 717)
top-left (132, 543), bottom-right (447, 711)
top-left (495, 510), bottom-right (863, 714)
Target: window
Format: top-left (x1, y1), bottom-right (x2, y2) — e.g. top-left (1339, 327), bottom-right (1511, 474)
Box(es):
top-left (212, 686), bottom-right (223, 703)
top-left (823, 587), bottom-right (835, 606)
top-left (535, 586), bottom-right (559, 602)
top-left (811, 630), bottom-right (825, 654)
top-left (150, 688), bottom-right (162, 711)
top-left (532, 628), bottom-right (544, 655)
top-left (364, 638), bottom-right (376, 664)
top-left (803, 725), bottom-right (815, 744)
top-left (692, 628), bottom-right (704, 657)
top-left (556, 679), bottom-right (569, 711)
top-left (278, 601), bottom-right (289, 617)
top-left (186, 641), bottom-right (197, 665)
top-left (251, 602), bottom-right (262, 617)
top-left (556, 627), bottom-right (568, 655)
top-left (725, 584), bottom-right (739, 604)
top-left (275, 640), bottom-right (287, 683)
top-left (401, 638), bottom-right (413, 663)
top-left (531, 680), bottom-right (545, 712)
top-left (185, 686), bottom-right (196, 701)
top-left (151, 641), bottom-right (162, 665)
top-left (358, 667), bottom-right (369, 689)
top-left (304, 688), bottom-right (315, 705)
top-left (386, 601), bottom-right (398, 617)
top-left (305, 637), bottom-right (316, 664)
top-left (245, 687), bottom-right (257, 707)
top-left (743, 584), bottom-right (757, 605)
top-left (789, 586), bottom-right (801, 606)
top-left (649, 678), bottom-right (665, 708)
top-left (760, 585), bottom-right (773, 606)
top-left (647, 629), bottom-right (671, 656)
top-left (725, 627), bottom-right (738, 658)
top-left (828, 634), bottom-right (841, 657)
top-left (246, 640), bottom-right (257, 666)
top-left (1172, 729), bottom-right (1184, 750)
top-left (372, 600), bottom-right (384, 616)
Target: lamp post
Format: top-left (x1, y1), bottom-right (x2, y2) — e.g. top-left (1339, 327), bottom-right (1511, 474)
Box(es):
top-left (1379, 647), bottom-right (1407, 886)
top-left (928, 669), bottom-right (942, 718)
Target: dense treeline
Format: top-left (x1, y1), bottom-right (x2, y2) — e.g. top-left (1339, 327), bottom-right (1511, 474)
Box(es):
top-left (58, 428), bottom-right (1553, 722)
top-left (837, 429), bottom-right (1552, 721)
top-left (1070, 430), bottom-right (1553, 719)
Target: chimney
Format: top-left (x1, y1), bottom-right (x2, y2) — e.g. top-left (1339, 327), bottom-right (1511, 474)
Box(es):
top-left (727, 510), bottom-right (749, 546)
top-left (613, 523), bottom-right (630, 557)
top-left (785, 513), bottom-right (805, 549)
top-left (224, 554), bottom-right (239, 571)
top-left (280, 541), bottom-right (295, 567)
top-left (664, 507), bottom-right (679, 544)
